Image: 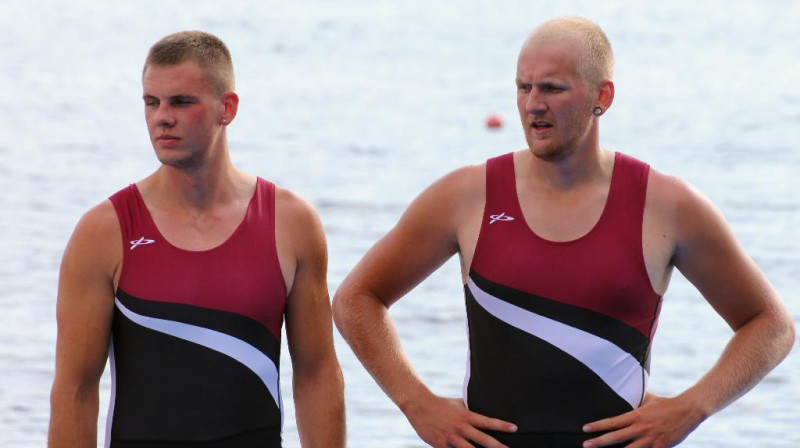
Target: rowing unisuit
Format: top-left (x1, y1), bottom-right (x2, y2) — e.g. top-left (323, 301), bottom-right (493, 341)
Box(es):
top-left (107, 177), bottom-right (287, 447)
top-left (465, 152), bottom-right (662, 447)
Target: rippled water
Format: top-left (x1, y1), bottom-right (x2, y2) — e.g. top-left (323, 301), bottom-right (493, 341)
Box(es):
top-left (1, 1), bottom-right (798, 447)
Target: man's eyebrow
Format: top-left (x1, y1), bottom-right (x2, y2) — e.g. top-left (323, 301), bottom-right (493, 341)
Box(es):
top-left (141, 93), bottom-right (198, 100)
top-left (533, 78), bottom-right (569, 87)
top-left (515, 78), bottom-right (567, 86)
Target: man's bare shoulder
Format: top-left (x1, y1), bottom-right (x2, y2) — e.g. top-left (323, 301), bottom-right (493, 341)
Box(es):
top-left (406, 162), bottom-right (487, 221)
top-left (274, 186), bottom-right (326, 265)
top-left (430, 162), bottom-right (486, 197)
top-left (646, 166), bottom-right (734, 253)
top-left (62, 199), bottom-right (122, 282)
top-left (273, 186), bottom-right (327, 298)
top-left (72, 200), bottom-right (121, 246)
top-left (647, 167), bottom-right (716, 218)
top-left (274, 187), bottom-right (322, 229)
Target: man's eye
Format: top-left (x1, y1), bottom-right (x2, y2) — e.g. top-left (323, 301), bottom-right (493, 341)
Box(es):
top-left (542, 85), bottom-right (565, 92)
top-left (518, 84), bottom-right (532, 92)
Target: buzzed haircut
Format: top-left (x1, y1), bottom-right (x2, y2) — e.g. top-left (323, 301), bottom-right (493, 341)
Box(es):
top-left (524, 17), bottom-right (614, 88)
top-left (143, 30), bottom-right (235, 95)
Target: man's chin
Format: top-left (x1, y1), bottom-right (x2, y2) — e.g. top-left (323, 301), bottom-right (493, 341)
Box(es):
top-left (528, 144), bottom-right (569, 163)
top-left (155, 153), bottom-right (197, 170)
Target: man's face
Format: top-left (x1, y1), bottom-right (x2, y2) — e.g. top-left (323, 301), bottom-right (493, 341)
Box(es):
top-left (142, 61), bottom-right (225, 169)
top-left (516, 38), bottom-right (596, 162)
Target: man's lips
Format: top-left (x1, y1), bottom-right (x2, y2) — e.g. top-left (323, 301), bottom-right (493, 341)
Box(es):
top-left (530, 121), bottom-right (553, 129)
top-left (528, 121), bottom-right (553, 139)
top-left (155, 135), bottom-right (181, 148)
top-left (156, 135), bottom-right (181, 146)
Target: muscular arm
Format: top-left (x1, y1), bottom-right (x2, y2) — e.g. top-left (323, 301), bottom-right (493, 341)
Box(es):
top-left (278, 190), bottom-right (345, 448)
top-left (48, 202), bottom-right (120, 447)
top-left (670, 180), bottom-right (794, 417)
top-left (585, 174), bottom-right (795, 448)
top-left (332, 167), bottom-right (517, 448)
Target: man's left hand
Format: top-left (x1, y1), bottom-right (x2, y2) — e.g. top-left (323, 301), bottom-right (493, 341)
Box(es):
top-left (581, 393), bottom-right (704, 448)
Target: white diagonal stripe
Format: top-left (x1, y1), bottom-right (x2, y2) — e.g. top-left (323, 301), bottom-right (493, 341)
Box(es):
top-left (467, 279), bottom-right (646, 409)
top-left (104, 340), bottom-right (116, 448)
top-left (114, 298), bottom-right (282, 416)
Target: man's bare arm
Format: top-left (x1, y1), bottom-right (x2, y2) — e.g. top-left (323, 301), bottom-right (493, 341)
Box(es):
top-left (279, 190), bottom-right (346, 447)
top-left (333, 167), bottom-right (517, 448)
top-left (584, 175), bottom-right (795, 448)
top-left (49, 202), bottom-right (120, 447)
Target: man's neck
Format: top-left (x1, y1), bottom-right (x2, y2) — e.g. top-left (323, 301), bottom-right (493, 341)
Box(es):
top-left (521, 145), bottom-right (614, 191)
top-left (144, 149), bottom-right (254, 212)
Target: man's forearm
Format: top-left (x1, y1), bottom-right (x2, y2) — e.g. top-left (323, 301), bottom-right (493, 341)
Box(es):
top-left (48, 389), bottom-right (99, 448)
top-left (678, 309), bottom-right (794, 418)
top-left (293, 362), bottom-right (346, 448)
top-left (333, 292), bottom-right (433, 412)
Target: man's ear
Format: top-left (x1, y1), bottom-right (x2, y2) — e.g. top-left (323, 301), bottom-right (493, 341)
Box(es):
top-left (220, 91), bottom-right (239, 125)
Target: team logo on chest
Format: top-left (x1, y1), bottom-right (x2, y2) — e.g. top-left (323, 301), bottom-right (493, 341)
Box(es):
top-left (489, 212), bottom-right (515, 225)
top-left (130, 236), bottom-right (156, 250)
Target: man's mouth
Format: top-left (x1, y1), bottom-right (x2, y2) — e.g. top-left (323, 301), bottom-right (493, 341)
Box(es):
top-left (531, 121), bottom-right (553, 129)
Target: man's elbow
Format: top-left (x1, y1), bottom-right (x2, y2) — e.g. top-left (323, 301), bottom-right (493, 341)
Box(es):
top-left (331, 287), bottom-right (346, 326)
top-left (293, 356), bottom-right (344, 394)
top-left (50, 375), bottom-right (100, 409)
top-left (331, 281), bottom-right (377, 335)
top-left (331, 285), bottom-right (352, 334)
top-left (781, 314), bottom-right (796, 354)
top-left (764, 306), bottom-right (795, 362)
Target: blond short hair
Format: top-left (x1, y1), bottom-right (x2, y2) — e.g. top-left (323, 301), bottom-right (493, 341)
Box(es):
top-left (143, 30), bottom-right (235, 95)
top-left (523, 17), bottom-right (614, 87)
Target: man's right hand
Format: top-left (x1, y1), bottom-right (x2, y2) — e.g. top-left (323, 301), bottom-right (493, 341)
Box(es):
top-left (402, 394), bottom-right (517, 448)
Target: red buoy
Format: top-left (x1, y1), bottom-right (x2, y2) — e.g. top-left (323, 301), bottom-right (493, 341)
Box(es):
top-left (486, 113), bottom-right (503, 129)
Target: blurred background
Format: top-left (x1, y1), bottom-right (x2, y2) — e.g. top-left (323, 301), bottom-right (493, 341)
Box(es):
top-left (0, 0), bottom-right (798, 446)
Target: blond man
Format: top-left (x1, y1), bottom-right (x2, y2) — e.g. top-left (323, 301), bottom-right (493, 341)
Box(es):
top-left (333, 17), bottom-right (793, 448)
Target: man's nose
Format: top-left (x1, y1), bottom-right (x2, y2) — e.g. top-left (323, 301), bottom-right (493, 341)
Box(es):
top-left (525, 89), bottom-right (547, 114)
top-left (154, 105), bottom-right (176, 127)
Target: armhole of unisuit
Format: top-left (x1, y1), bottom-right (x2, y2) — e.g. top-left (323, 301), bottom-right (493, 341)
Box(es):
top-left (265, 179), bottom-right (289, 300)
top-left (468, 155), bottom-right (507, 278)
top-left (109, 186), bottom-right (135, 294)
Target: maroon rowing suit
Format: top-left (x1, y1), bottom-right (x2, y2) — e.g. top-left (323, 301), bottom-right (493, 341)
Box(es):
top-left (107, 178), bottom-right (286, 447)
top-left (466, 152), bottom-right (662, 448)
